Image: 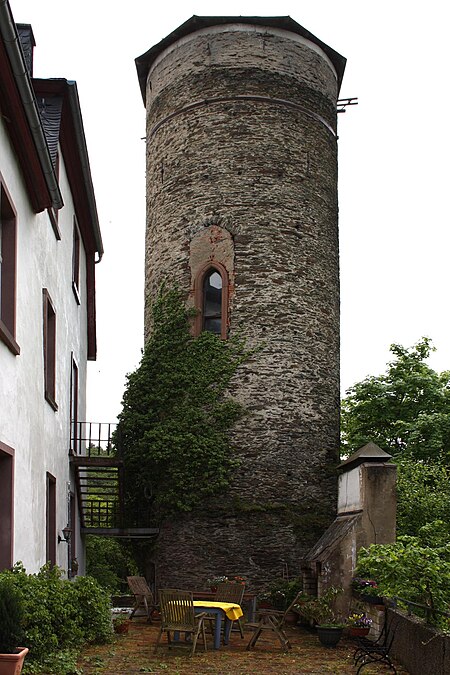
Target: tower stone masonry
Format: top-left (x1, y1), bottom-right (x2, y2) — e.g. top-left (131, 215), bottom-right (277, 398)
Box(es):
top-left (136, 16), bottom-right (346, 588)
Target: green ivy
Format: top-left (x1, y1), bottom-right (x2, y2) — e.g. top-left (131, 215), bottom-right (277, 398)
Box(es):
top-left (117, 286), bottom-right (250, 521)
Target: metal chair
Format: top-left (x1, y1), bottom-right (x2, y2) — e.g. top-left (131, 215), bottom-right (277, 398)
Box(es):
top-left (154, 589), bottom-right (208, 656)
top-left (246, 590), bottom-right (306, 651)
top-left (214, 582), bottom-right (246, 638)
top-left (353, 611), bottom-right (399, 674)
top-left (127, 576), bottom-right (158, 622)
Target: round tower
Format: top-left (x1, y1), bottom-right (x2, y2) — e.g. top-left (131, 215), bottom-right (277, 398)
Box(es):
top-left (136, 16), bottom-right (346, 587)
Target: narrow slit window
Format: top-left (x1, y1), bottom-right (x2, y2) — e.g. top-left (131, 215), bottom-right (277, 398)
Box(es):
top-left (203, 270), bottom-right (222, 335)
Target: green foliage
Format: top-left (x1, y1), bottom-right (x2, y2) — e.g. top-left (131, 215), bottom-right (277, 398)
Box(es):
top-left (294, 587), bottom-right (344, 626)
top-left (341, 338), bottom-right (450, 461)
top-left (396, 455), bottom-right (450, 536)
top-left (70, 575), bottom-right (112, 644)
top-left (259, 577), bottom-right (304, 610)
top-left (117, 286), bottom-right (249, 519)
top-left (355, 536), bottom-right (450, 627)
top-left (0, 563), bottom-right (112, 673)
top-left (0, 577), bottom-right (25, 653)
top-left (86, 536), bottom-right (138, 592)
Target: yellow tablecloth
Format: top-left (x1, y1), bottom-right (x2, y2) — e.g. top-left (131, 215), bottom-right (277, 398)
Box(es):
top-left (193, 600), bottom-right (243, 621)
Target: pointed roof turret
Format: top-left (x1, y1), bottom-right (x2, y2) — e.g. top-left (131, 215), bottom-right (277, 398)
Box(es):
top-left (339, 442), bottom-right (393, 472)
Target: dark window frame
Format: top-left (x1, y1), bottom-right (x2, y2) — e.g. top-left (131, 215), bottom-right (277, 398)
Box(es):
top-left (194, 262), bottom-right (228, 339)
top-left (72, 216), bottom-right (81, 304)
top-left (70, 354), bottom-right (79, 455)
top-left (46, 472), bottom-right (56, 566)
top-left (0, 177), bottom-right (19, 355)
top-left (43, 288), bottom-right (58, 410)
top-left (0, 440), bottom-right (14, 571)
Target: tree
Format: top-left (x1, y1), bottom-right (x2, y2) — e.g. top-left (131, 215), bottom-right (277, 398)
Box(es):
top-left (395, 454), bottom-right (450, 536)
top-left (355, 534), bottom-right (450, 627)
top-left (341, 337), bottom-right (450, 461)
top-left (116, 286), bottom-right (249, 523)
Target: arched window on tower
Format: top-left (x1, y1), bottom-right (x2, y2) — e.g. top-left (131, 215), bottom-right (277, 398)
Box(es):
top-left (194, 263), bottom-right (228, 339)
top-left (203, 269), bottom-right (222, 335)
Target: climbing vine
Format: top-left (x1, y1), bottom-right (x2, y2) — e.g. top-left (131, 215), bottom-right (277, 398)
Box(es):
top-left (117, 286), bottom-right (249, 521)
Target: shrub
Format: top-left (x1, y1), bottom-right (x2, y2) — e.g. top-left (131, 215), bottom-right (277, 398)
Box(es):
top-left (0, 562), bottom-right (112, 673)
top-left (0, 577), bottom-right (25, 653)
top-left (86, 536), bottom-right (138, 592)
top-left (355, 536), bottom-right (450, 627)
top-left (71, 575), bottom-right (112, 644)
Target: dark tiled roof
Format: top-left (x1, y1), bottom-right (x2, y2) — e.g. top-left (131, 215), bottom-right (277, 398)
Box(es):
top-left (37, 95), bottom-right (62, 168)
top-left (303, 514), bottom-right (360, 564)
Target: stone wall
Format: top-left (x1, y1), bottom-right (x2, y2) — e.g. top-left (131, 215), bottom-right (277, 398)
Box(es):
top-left (142, 22), bottom-right (342, 589)
top-left (387, 609), bottom-right (450, 675)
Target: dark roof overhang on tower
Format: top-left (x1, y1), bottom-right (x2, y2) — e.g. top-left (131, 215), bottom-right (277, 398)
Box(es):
top-left (135, 15), bottom-right (347, 104)
top-left (0, 0), bottom-right (62, 212)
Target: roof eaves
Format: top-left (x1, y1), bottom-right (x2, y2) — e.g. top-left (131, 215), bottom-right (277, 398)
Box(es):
top-left (135, 15), bottom-right (346, 103)
top-left (0, 0), bottom-right (63, 211)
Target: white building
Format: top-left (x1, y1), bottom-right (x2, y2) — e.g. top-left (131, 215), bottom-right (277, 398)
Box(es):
top-left (0, 0), bottom-right (103, 576)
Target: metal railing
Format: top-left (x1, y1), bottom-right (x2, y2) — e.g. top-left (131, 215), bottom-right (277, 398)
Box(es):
top-left (70, 421), bottom-right (121, 457)
top-left (390, 596), bottom-right (450, 623)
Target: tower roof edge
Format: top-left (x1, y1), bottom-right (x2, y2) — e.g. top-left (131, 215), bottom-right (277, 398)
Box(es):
top-left (135, 15), bottom-right (346, 104)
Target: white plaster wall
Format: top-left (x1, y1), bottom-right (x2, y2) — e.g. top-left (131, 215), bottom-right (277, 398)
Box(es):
top-left (337, 466), bottom-right (362, 513)
top-left (0, 116), bottom-right (88, 575)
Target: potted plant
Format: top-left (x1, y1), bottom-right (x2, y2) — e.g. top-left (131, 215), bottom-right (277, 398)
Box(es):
top-left (347, 612), bottom-right (372, 637)
top-left (351, 577), bottom-right (384, 605)
top-left (295, 587), bottom-right (345, 648)
top-left (0, 579), bottom-right (28, 675)
top-left (206, 575), bottom-right (229, 592)
top-left (112, 613), bottom-right (130, 635)
top-left (258, 577), bottom-right (304, 613)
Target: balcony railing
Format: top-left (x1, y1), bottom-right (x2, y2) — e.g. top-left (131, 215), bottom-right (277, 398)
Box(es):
top-left (70, 421), bottom-right (121, 458)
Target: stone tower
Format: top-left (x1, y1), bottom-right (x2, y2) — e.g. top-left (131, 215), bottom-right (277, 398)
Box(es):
top-left (136, 16), bottom-right (346, 588)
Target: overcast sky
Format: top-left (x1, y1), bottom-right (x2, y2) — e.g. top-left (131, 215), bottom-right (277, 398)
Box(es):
top-left (11, 0), bottom-right (450, 423)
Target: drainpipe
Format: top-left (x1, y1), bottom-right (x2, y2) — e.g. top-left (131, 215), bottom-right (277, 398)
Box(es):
top-left (0, 0), bottom-right (63, 210)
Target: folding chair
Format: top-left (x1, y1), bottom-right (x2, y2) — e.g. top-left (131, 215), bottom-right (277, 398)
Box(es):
top-left (127, 576), bottom-right (158, 622)
top-left (246, 590), bottom-right (305, 651)
top-left (214, 581), bottom-right (246, 638)
top-left (154, 589), bottom-right (208, 656)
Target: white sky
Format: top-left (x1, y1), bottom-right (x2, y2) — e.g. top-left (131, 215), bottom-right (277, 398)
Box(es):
top-left (11, 0), bottom-right (450, 423)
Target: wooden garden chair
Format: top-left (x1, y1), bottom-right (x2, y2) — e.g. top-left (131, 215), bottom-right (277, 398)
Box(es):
top-left (246, 590), bottom-right (306, 651)
top-left (127, 576), bottom-right (158, 622)
top-left (154, 589), bottom-right (208, 656)
top-left (214, 581), bottom-right (246, 638)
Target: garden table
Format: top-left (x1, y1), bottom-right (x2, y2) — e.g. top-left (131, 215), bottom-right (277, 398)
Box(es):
top-left (174, 601), bottom-right (243, 649)
top-left (192, 589), bottom-right (257, 621)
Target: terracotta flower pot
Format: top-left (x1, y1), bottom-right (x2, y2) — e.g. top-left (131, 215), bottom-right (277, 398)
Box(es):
top-left (0, 647), bottom-right (29, 675)
top-left (284, 610), bottom-right (298, 625)
top-left (349, 626), bottom-right (370, 637)
top-left (113, 620), bottom-right (130, 634)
